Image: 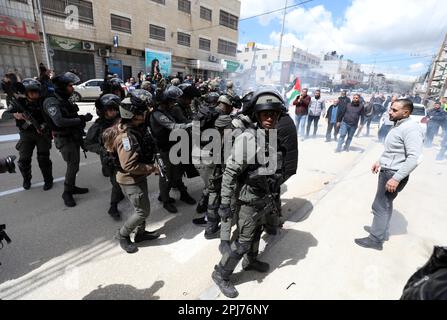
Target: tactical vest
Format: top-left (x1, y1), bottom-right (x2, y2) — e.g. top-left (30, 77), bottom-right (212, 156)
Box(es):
top-left (44, 94), bottom-right (80, 135)
top-left (149, 109), bottom-right (176, 152)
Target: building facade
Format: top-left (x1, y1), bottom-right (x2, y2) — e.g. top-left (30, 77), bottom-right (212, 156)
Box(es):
top-left (38, 0), bottom-right (240, 82)
top-left (236, 44), bottom-right (321, 86)
top-left (318, 52), bottom-right (364, 87)
top-left (0, 0), bottom-right (41, 79)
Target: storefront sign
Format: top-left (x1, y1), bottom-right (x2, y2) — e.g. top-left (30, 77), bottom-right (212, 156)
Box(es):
top-left (145, 48), bottom-right (172, 77)
top-left (0, 15), bottom-right (39, 41)
top-left (192, 60), bottom-right (223, 72)
top-left (221, 60), bottom-right (240, 73)
top-left (49, 35), bottom-right (82, 51)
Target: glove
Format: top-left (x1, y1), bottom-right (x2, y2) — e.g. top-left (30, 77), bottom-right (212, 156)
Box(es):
top-left (80, 113), bottom-right (93, 123)
top-left (218, 205), bottom-right (232, 222)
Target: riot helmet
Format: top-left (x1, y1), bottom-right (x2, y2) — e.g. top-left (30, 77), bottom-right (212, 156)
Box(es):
top-left (22, 78), bottom-right (41, 93)
top-left (119, 97), bottom-right (148, 119)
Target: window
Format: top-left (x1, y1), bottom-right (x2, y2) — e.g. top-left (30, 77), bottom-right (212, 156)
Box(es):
top-left (178, 32), bottom-right (191, 47)
top-left (111, 14), bottom-right (131, 33)
top-left (150, 24), bottom-right (165, 41)
top-left (41, 0), bottom-right (94, 25)
top-left (85, 80), bottom-right (100, 87)
top-left (178, 0), bottom-right (191, 14)
top-left (262, 54), bottom-right (267, 59)
top-left (261, 66), bottom-right (266, 71)
top-left (218, 39), bottom-right (237, 56)
top-left (219, 10), bottom-right (238, 30)
top-left (260, 77), bottom-right (265, 82)
top-left (199, 38), bottom-right (211, 51)
top-left (151, 0), bottom-right (165, 4)
top-left (200, 6), bottom-right (212, 21)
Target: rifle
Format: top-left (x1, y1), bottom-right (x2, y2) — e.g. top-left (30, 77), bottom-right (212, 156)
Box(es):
top-left (2, 81), bottom-right (47, 136)
top-left (146, 125), bottom-right (168, 182)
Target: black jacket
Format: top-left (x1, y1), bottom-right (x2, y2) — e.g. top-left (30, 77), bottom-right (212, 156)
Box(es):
top-left (277, 113), bottom-right (298, 182)
top-left (325, 104), bottom-right (344, 123)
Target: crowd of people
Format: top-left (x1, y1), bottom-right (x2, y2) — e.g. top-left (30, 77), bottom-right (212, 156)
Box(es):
top-left (291, 88), bottom-right (447, 159)
top-left (1, 66), bottom-right (299, 298)
top-left (1, 63), bottom-right (446, 299)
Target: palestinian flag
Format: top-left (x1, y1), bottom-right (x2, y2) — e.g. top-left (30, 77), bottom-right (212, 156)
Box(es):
top-left (286, 77), bottom-right (302, 106)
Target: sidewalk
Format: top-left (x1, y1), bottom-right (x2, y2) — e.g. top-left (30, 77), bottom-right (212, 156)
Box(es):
top-left (221, 133), bottom-right (447, 300)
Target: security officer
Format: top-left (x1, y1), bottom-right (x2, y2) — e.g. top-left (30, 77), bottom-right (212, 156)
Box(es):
top-left (101, 77), bottom-right (126, 100)
top-left (212, 90), bottom-right (284, 298)
top-left (109, 94), bottom-right (160, 254)
top-left (149, 86), bottom-right (195, 213)
top-left (7, 78), bottom-right (53, 190)
top-left (43, 72), bottom-right (93, 207)
top-left (199, 95), bottom-right (236, 238)
top-left (85, 94), bottom-right (123, 220)
top-left (226, 80), bottom-right (235, 97)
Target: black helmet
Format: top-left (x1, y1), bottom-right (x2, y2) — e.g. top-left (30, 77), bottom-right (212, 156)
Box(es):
top-left (179, 83), bottom-right (201, 99)
top-left (109, 78), bottom-right (122, 91)
top-left (100, 94), bottom-right (121, 110)
top-left (22, 78), bottom-right (41, 92)
top-left (52, 72), bottom-right (80, 90)
top-left (130, 89), bottom-right (153, 108)
top-left (120, 97), bottom-right (147, 119)
top-left (163, 85), bottom-right (183, 102)
top-left (205, 92), bottom-right (220, 104)
top-left (252, 90), bottom-right (285, 114)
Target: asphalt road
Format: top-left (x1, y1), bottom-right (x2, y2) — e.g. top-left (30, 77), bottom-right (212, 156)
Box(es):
top-left (0, 101), bottom-right (446, 300)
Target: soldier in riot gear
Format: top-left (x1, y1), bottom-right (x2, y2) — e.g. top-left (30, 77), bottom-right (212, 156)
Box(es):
top-left (101, 77), bottom-right (126, 100)
top-left (43, 72), bottom-right (93, 207)
top-left (198, 94), bottom-right (237, 237)
top-left (105, 94), bottom-right (160, 254)
top-left (212, 90), bottom-right (284, 298)
top-left (149, 86), bottom-right (196, 213)
top-left (85, 94), bottom-right (124, 220)
top-left (4, 78), bottom-right (53, 190)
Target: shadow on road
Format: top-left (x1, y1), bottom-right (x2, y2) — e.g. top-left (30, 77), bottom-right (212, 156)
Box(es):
top-left (82, 280), bottom-right (164, 300)
top-left (389, 210), bottom-right (408, 237)
top-left (232, 229), bottom-right (318, 286)
top-left (282, 197), bottom-right (314, 223)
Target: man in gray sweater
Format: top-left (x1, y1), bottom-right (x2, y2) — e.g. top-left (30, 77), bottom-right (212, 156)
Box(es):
top-left (355, 99), bottom-right (424, 251)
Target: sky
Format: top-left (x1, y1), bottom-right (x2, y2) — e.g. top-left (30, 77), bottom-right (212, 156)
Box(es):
top-left (238, 0), bottom-right (447, 81)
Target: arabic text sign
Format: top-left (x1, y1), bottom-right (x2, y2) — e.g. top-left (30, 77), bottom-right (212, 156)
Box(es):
top-left (0, 15), bottom-right (39, 41)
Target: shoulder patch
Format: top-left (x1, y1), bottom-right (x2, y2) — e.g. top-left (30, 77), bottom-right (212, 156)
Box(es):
top-left (48, 106), bottom-right (57, 117)
top-left (122, 137), bottom-right (131, 152)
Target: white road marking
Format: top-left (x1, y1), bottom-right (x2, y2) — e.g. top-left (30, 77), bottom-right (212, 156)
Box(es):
top-left (0, 161), bottom-right (99, 198)
top-left (0, 134), bottom-right (20, 143)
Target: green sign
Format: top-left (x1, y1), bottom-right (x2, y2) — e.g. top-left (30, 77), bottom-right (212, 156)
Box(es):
top-left (222, 60), bottom-right (240, 73)
top-left (49, 35), bottom-right (82, 51)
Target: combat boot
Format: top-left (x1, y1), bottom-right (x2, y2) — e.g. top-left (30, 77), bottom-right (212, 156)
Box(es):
top-left (23, 179), bottom-right (31, 190)
top-left (163, 202), bottom-right (178, 214)
top-left (108, 203), bottom-right (121, 221)
top-left (196, 194), bottom-right (209, 214)
top-left (62, 191), bottom-right (76, 207)
top-left (242, 258), bottom-right (270, 273)
top-left (212, 266), bottom-right (238, 298)
top-left (192, 217), bottom-right (207, 225)
top-left (158, 195), bottom-right (175, 203)
top-left (116, 233), bottom-right (138, 254)
top-left (134, 231), bottom-right (160, 243)
top-left (180, 190), bottom-right (196, 205)
top-left (43, 180), bottom-right (53, 191)
top-left (72, 186), bottom-right (89, 194)
top-left (204, 224), bottom-right (220, 240)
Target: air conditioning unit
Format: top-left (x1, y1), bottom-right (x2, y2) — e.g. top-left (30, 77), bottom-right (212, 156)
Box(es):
top-left (98, 49), bottom-right (111, 58)
top-left (82, 41), bottom-right (95, 51)
top-left (209, 55), bottom-right (218, 63)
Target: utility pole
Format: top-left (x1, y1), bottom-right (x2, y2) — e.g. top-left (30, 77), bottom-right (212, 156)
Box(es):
top-left (35, 0), bottom-right (52, 69)
top-left (277, 0), bottom-right (288, 62)
top-left (424, 32), bottom-right (447, 103)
